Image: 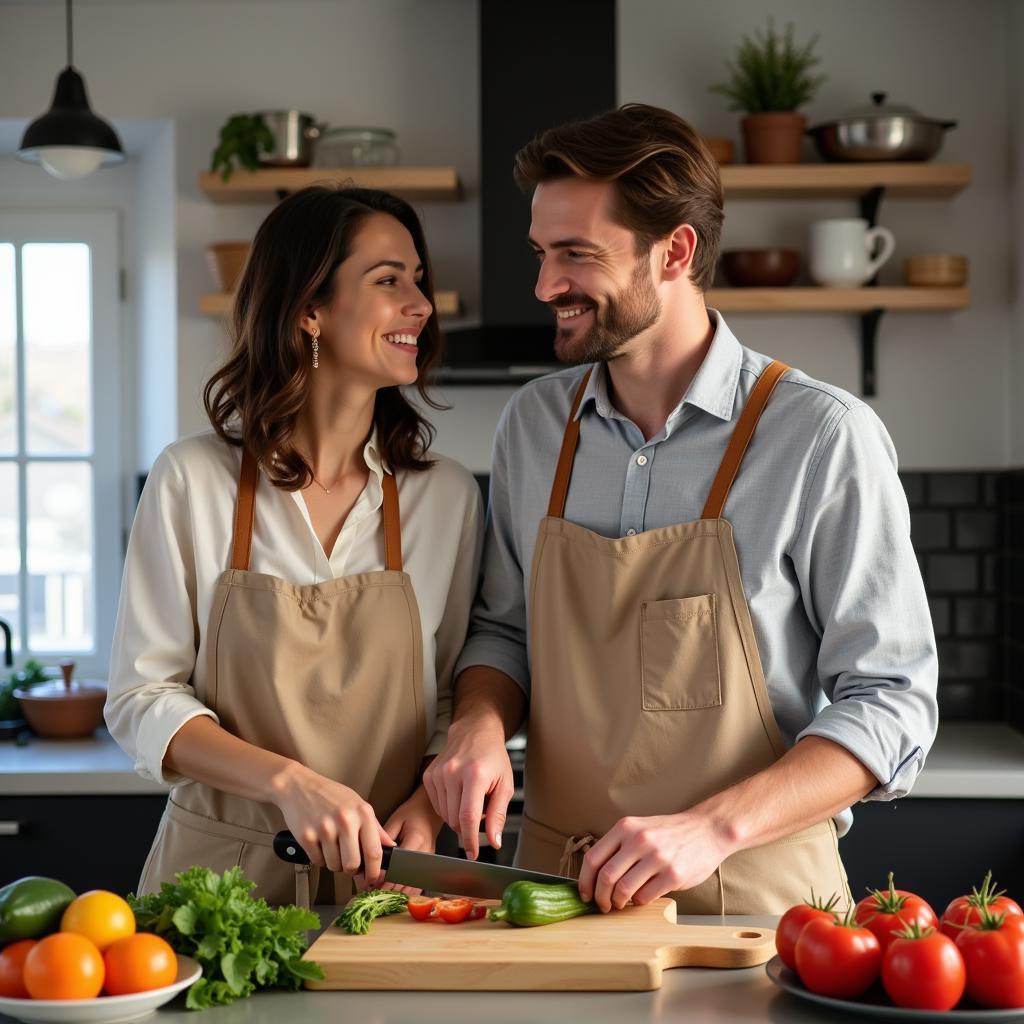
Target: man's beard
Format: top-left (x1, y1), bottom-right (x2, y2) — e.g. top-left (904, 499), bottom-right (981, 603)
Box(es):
top-left (552, 255), bottom-right (661, 365)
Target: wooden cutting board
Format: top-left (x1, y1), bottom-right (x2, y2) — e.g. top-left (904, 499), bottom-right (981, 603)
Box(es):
top-left (302, 898), bottom-right (775, 991)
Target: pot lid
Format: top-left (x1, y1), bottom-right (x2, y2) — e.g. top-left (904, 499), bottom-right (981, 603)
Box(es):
top-left (836, 92), bottom-right (939, 123)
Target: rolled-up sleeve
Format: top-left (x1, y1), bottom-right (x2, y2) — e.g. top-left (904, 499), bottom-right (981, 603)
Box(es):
top-left (453, 403), bottom-right (532, 696)
top-left (427, 474), bottom-right (485, 755)
top-left (788, 403), bottom-right (938, 801)
top-left (105, 448), bottom-right (217, 786)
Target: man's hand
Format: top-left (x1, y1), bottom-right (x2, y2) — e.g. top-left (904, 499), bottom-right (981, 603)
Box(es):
top-left (422, 716), bottom-right (515, 860)
top-left (577, 811), bottom-right (733, 913)
top-left (371, 785), bottom-right (444, 894)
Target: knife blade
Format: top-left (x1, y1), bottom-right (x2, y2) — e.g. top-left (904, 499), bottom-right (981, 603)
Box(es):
top-left (272, 829), bottom-right (576, 900)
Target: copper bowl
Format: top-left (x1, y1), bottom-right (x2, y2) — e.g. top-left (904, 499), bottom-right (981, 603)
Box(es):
top-left (14, 661), bottom-right (106, 739)
top-left (721, 248), bottom-right (800, 287)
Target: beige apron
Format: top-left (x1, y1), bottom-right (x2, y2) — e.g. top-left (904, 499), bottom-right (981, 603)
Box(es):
top-left (138, 448), bottom-right (426, 907)
top-left (516, 360), bottom-right (851, 914)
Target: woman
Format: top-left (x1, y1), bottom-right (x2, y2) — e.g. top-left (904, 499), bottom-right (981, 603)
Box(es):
top-left (106, 186), bottom-right (483, 907)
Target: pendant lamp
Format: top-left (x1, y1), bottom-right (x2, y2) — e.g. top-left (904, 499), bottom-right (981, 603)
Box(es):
top-left (17, 0), bottom-right (124, 180)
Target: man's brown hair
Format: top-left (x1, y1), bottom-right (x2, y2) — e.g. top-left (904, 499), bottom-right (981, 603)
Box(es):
top-left (513, 103), bottom-right (724, 291)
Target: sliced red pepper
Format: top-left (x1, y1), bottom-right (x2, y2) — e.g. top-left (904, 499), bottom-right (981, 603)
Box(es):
top-left (469, 902), bottom-right (488, 920)
top-left (407, 896), bottom-right (439, 921)
top-left (437, 897), bottom-right (473, 924)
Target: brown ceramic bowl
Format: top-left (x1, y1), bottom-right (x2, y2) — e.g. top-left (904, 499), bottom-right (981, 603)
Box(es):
top-left (721, 249), bottom-right (800, 287)
top-left (15, 666), bottom-right (107, 739)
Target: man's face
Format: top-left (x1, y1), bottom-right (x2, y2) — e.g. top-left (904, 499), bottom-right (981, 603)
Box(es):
top-left (529, 178), bottom-right (661, 364)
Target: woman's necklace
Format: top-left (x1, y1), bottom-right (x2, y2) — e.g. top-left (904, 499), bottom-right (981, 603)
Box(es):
top-left (310, 473), bottom-right (339, 495)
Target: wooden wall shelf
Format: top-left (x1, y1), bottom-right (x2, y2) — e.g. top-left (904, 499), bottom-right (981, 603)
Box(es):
top-left (199, 167), bottom-right (462, 203)
top-left (706, 286), bottom-right (970, 314)
top-left (719, 162), bottom-right (970, 200)
top-left (200, 291), bottom-right (461, 318)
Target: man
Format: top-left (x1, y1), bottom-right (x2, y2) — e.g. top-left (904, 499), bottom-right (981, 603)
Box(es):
top-left (422, 103), bottom-right (938, 914)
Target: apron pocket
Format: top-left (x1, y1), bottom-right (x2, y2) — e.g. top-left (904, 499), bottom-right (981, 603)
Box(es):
top-left (641, 594), bottom-right (722, 710)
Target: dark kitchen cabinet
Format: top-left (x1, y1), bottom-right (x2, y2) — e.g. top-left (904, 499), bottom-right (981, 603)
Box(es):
top-left (839, 798), bottom-right (1024, 911)
top-left (0, 795), bottom-right (167, 894)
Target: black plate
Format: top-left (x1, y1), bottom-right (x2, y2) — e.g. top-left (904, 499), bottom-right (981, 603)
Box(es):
top-left (766, 955), bottom-right (1024, 1021)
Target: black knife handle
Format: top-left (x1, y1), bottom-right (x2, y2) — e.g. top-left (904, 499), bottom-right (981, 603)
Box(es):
top-left (272, 830), bottom-right (394, 872)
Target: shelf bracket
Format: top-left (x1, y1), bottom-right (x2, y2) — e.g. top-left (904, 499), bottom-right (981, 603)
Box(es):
top-left (859, 185), bottom-right (886, 228)
top-left (860, 308), bottom-right (884, 397)
top-left (274, 188), bottom-right (289, 202)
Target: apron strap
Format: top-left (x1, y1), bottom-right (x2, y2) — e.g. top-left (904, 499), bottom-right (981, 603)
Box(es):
top-left (231, 447), bottom-right (260, 571)
top-left (231, 449), bottom-right (404, 573)
top-left (547, 368), bottom-right (594, 519)
top-left (381, 470), bottom-right (403, 572)
top-left (701, 360), bottom-right (790, 520)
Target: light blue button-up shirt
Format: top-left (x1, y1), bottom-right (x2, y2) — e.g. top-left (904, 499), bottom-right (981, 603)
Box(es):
top-left (454, 311), bottom-right (939, 835)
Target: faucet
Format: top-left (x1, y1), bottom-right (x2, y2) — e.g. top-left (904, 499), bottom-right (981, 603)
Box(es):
top-left (0, 618), bottom-right (11, 668)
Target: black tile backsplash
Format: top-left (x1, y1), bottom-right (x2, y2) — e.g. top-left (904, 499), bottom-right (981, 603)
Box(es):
top-left (1003, 469), bottom-right (1024, 731)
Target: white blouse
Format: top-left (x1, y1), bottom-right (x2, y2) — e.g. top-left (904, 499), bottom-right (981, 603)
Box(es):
top-left (106, 429), bottom-right (484, 787)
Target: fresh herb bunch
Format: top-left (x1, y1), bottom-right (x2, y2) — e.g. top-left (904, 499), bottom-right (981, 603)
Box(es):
top-left (0, 660), bottom-right (51, 720)
top-left (710, 19), bottom-right (825, 114)
top-left (335, 889), bottom-right (408, 935)
top-left (209, 113), bottom-right (275, 182)
top-left (128, 866), bottom-right (324, 1009)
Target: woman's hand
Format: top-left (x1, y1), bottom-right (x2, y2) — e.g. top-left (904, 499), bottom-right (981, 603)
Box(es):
top-left (271, 761), bottom-right (394, 885)
top-left (375, 785), bottom-right (444, 895)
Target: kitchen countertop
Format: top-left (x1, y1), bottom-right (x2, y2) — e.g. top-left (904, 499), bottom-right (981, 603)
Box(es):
top-left (1, 722), bottom-right (1023, 798)
top-left (0, 914), bottom-right (842, 1024)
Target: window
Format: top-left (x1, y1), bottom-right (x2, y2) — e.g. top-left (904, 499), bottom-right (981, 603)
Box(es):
top-left (0, 212), bottom-right (121, 670)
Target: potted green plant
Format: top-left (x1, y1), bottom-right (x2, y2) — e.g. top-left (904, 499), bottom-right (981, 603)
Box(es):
top-left (0, 659), bottom-right (52, 739)
top-left (209, 113), bottom-right (275, 182)
top-left (710, 19), bottom-right (826, 165)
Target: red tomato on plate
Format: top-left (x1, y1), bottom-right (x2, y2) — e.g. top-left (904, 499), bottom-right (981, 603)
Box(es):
top-left (854, 872), bottom-right (937, 953)
top-left (940, 871), bottom-right (1024, 940)
top-left (955, 907), bottom-right (1024, 1009)
top-left (775, 890), bottom-right (841, 971)
top-left (795, 909), bottom-right (881, 999)
top-left (882, 923), bottom-right (965, 1011)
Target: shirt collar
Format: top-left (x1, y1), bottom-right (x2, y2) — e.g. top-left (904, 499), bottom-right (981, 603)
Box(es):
top-left (575, 309), bottom-right (742, 424)
top-left (364, 426), bottom-right (388, 480)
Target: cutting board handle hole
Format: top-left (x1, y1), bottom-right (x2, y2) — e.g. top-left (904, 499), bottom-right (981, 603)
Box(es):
top-left (733, 931), bottom-right (765, 939)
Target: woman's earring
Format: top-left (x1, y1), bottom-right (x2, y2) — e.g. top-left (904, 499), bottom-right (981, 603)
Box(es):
top-left (311, 328), bottom-right (319, 370)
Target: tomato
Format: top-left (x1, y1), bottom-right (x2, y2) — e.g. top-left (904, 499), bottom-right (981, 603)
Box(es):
top-left (437, 898), bottom-right (473, 924)
top-left (23, 932), bottom-right (104, 1000)
top-left (469, 902), bottom-right (489, 920)
top-left (955, 907), bottom-right (1024, 1008)
top-left (407, 896), bottom-right (439, 921)
top-left (0, 939), bottom-right (36, 998)
top-left (854, 872), bottom-right (937, 953)
top-left (882, 923), bottom-right (965, 1010)
top-left (60, 891), bottom-right (135, 952)
top-left (940, 871), bottom-right (1024, 941)
top-left (775, 891), bottom-right (841, 971)
top-left (103, 933), bottom-right (177, 996)
top-left (794, 909), bottom-right (881, 998)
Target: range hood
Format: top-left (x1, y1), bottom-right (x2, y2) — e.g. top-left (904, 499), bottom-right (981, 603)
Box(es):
top-left (439, 0), bottom-right (616, 384)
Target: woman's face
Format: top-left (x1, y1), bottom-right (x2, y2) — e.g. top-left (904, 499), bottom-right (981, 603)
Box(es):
top-left (305, 212), bottom-right (433, 389)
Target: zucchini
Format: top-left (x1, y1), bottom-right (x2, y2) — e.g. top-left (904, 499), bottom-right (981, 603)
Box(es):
top-left (488, 880), bottom-right (595, 927)
top-left (0, 876), bottom-right (76, 942)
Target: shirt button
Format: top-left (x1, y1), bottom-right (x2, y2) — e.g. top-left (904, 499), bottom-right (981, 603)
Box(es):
top-left (626, 528), bottom-right (637, 536)
top-left (636, 454), bottom-right (648, 466)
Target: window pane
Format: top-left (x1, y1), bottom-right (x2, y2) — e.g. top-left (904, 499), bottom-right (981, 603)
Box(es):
top-left (27, 461), bottom-right (92, 651)
top-left (0, 462), bottom-right (19, 654)
top-left (23, 243), bottom-right (91, 454)
top-left (0, 244), bottom-right (15, 455)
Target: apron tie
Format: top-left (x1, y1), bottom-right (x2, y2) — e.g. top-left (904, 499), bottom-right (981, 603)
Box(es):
top-left (558, 833), bottom-right (596, 877)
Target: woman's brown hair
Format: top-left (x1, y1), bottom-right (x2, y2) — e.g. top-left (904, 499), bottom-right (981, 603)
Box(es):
top-left (513, 103), bottom-right (724, 291)
top-left (204, 185), bottom-right (444, 489)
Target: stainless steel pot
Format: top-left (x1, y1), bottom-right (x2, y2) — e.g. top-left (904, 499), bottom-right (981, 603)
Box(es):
top-left (808, 93), bottom-right (957, 162)
top-left (255, 110), bottom-right (325, 167)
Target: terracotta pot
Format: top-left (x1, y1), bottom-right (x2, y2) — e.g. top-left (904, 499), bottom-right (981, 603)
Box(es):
top-left (701, 136), bottom-right (735, 165)
top-left (205, 242), bottom-right (251, 294)
top-left (741, 112), bottom-right (806, 164)
top-left (14, 660), bottom-right (106, 739)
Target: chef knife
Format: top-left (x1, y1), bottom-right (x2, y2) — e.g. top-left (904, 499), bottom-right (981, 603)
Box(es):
top-left (272, 829), bottom-right (576, 900)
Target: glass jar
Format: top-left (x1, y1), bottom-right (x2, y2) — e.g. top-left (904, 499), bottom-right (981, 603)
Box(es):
top-left (314, 127), bottom-right (399, 167)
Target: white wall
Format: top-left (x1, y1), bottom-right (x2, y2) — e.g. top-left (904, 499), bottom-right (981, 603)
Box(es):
top-left (1010, 1), bottom-right (1024, 467)
top-left (620, 0), bottom-right (1012, 470)
top-left (0, 0), bottom-right (481, 462)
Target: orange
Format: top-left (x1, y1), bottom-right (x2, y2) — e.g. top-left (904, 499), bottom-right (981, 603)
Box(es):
top-left (0, 939), bottom-right (36, 998)
top-left (103, 933), bottom-right (177, 996)
top-left (60, 891), bottom-right (135, 952)
top-left (23, 933), bottom-right (104, 1000)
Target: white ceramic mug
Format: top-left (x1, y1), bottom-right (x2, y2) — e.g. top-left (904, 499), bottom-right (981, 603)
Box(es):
top-left (809, 218), bottom-right (896, 287)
